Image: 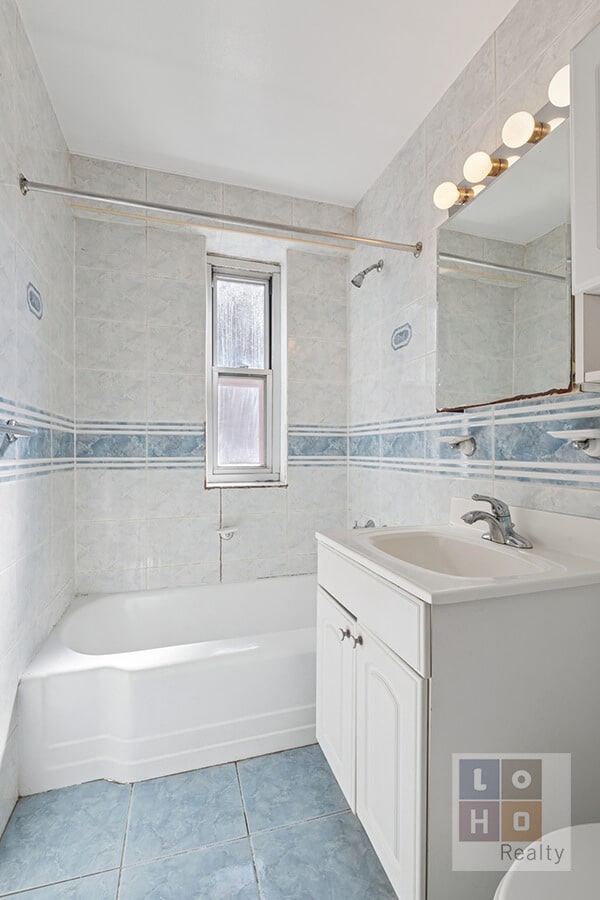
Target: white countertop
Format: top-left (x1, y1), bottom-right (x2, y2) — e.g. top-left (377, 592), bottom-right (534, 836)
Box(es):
top-left (316, 499), bottom-right (600, 604)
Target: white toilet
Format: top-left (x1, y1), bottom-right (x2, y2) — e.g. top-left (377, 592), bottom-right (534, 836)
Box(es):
top-left (493, 823), bottom-right (600, 899)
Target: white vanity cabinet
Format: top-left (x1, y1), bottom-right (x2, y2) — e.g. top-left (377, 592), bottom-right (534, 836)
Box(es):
top-left (316, 547), bottom-right (428, 900)
top-left (316, 511), bottom-right (600, 900)
top-left (316, 589), bottom-right (356, 806)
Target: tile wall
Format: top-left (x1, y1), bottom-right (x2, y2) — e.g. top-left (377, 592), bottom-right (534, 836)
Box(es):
top-left (0, 0), bottom-right (74, 834)
top-left (72, 156), bottom-right (349, 592)
top-left (349, 0), bottom-right (600, 533)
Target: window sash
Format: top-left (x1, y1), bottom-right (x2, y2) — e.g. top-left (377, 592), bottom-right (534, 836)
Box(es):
top-left (211, 368), bottom-right (272, 476)
top-left (212, 271), bottom-right (271, 370)
top-left (206, 256), bottom-right (282, 485)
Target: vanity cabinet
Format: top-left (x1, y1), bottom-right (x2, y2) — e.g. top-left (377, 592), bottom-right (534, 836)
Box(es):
top-left (316, 514), bottom-right (600, 900)
top-left (316, 589), bottom-right (356, 806)
top-left (316, 554), bottom-right (427, 900)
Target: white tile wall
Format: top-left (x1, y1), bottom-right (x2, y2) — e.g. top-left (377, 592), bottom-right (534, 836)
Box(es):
top-left (0, 0), bottom-right (74, 835)
top-left (349, 0), bottom-right (600, 528)
top-left (73, 163), bottom-right (349, 593)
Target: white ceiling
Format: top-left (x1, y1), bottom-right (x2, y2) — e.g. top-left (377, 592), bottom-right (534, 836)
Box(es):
top-left (17, 0), bottom-right (521, 206)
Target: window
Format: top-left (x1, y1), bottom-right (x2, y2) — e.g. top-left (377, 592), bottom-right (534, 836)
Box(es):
top-left (206, 255), bottom-right (283, 485)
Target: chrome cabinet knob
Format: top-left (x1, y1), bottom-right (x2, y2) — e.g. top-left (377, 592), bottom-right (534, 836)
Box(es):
top-left (351, 634), bottom-right (363, 649)
top-left (339, 627), bottom-right (351, 641)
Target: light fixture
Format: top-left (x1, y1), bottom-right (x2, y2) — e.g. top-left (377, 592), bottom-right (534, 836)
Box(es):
top-left (548, 116), bottom-right (566, 131)
top-left (501, 111), bottom-right (550, 148)
top-left (548, 64), bottom-right (570, 108)
top-left (471, 184), bottom-right (486, 198)
top-left (463, 151), bottom-right (508, 183)
top-left (433, 182), bottom-right (474, 210)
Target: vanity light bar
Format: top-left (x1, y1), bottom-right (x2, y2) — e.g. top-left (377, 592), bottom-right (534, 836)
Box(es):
top-left (432, 64), bottom-right (570, 209)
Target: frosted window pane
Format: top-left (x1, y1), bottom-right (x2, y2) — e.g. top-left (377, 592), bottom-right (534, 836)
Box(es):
top-left (217, 374), bottom-right (266, 466)
top-left (215, 279), bottom-right (266, 368)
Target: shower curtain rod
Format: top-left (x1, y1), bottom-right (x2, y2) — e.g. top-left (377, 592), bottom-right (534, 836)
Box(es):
top-left (438, 251), bottom-right (567, 283)
top-left (19, 175), bottom-right (423, 256)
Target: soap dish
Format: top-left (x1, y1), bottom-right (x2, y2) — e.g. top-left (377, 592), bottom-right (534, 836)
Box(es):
top-left (547, 429), bottom-right (600, 459)
top-left (439, 434), bottom-right (477, 457)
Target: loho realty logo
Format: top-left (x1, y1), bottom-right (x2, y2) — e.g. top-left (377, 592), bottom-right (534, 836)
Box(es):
top-left (452, 753), bottom-right (571, 872)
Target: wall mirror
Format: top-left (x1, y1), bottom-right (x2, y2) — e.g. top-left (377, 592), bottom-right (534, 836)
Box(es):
top-left (436, 122), bottom-right (572, 411)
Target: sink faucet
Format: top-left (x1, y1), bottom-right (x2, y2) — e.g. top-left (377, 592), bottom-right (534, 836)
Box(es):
top-left (461, 494), bottom-right (532, 549)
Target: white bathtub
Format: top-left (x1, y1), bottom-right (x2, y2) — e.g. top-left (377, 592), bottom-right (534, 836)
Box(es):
top-left (18, 575), bottom-right (317, 794)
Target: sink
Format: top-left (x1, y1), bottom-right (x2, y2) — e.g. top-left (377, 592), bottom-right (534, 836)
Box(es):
top-left (362, 530), bottom-right (543, 578)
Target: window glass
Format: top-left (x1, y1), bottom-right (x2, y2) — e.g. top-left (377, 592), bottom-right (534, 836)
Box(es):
top-left (217, 373), bottom-right (266, 467)
top-left (215, 278), bottom-right (266, 368)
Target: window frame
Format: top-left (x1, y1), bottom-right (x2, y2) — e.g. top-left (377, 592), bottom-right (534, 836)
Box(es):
top-left (206, 255), bottom-right (283, 486)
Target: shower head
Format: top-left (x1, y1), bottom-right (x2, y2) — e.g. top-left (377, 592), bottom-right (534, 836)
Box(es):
top-left (351, 259), bottom-right (384, 288)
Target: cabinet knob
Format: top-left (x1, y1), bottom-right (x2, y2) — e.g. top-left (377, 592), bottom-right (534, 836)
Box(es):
top-left (352, 634), bottom-right (363, 649)
top-left (339, 627), bottom-right (351, 641)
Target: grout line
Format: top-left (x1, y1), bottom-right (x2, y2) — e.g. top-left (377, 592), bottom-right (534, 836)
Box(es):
top-left (0, 868), bottom-right (120, 898)
top-left (115, 782), bottom-right (134, 897)
top-left (235, 762), bottom-right (263, 898)
top-left (248, 806), bottom-right (351, 839)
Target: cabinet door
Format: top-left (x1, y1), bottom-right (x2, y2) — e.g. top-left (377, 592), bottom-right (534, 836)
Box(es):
top-left (571, 22), bottom-right (600, 294)
top-left (316, 588), bottom-right (356, 809)
top-left (356, 626), bottom-right (427, 900)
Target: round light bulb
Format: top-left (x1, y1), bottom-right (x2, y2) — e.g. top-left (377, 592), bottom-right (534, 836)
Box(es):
top-left (433, 181), bottom-right (460, 210)
top-left (548, 64), bottom-right (570, 108)
top-left (502, 111), bottom-right (536, 148)
top-left (463, 152), bottom-right (492, 183)
top-left (463, 151), bottom-right (508, 183)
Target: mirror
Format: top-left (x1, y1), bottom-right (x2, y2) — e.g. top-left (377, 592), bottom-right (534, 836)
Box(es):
top-left (436, 122), bottom-right (572, 411)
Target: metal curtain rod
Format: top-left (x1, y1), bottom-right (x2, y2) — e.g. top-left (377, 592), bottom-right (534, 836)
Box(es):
top-left (438, 251), bottom-right (567, 283)
top-left (19, 175), bottom-right (423, 256)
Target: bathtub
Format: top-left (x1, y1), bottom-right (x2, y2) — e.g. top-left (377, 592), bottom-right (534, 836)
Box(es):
top-left (18, 575), bottom-right (317, 794)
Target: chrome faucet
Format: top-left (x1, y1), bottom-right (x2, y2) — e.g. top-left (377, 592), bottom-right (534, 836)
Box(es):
top-left (461, 494), bottom-right (532, 549)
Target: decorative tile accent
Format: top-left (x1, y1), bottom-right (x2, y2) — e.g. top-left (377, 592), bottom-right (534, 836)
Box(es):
top-left (76, 433), bottom-right (147, 459)
top-left (237, 744), bottom-right (348, 833)
top-left (391, 322), bottom-right (412, 350)
top-left (288, 434), bottom-right (346, 457)
top-left (147, 433), bottom-right (204, 458)
top-left (26, 282), bottom-right (43, 320)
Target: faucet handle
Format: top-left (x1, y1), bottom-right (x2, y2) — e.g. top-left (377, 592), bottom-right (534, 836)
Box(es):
top-left (471, 494), bottom-right (511, 518)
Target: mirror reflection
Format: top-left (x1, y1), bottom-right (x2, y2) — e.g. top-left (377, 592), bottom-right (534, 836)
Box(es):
top-left (436, 123), bottom-right (572, 411)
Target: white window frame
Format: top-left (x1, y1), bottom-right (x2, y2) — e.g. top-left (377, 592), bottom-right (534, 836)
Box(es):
top-left (206, 255), bottom-right (284, 486)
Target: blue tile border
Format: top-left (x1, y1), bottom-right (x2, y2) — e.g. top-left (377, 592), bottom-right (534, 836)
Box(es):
top-left (350, 392), bottom-right (600, 490)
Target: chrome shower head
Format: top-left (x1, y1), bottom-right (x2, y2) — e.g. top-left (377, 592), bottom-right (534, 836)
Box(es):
top-left (351, 259), bottom-right (384, 288)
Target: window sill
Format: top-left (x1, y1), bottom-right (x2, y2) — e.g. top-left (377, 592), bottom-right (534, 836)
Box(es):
top-left (205, 480), bottom-right (288, 489)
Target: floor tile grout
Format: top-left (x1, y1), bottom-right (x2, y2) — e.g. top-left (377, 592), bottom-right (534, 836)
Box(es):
top-left (1, 746), bottom-right (384, 899)
top-left (115, 782), bottom-right (134, 898)
top-left (235, 761), bottom-right (264, 899)
top-left (0, 868), bottom-right (121, 898)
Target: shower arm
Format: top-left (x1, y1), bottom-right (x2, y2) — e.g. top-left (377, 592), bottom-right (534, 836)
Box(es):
top-left (19, 175), bottom-right (423, 256)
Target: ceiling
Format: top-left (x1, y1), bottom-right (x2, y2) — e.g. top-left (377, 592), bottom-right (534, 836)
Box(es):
top-left (17, 0), bottom-right (520, 206)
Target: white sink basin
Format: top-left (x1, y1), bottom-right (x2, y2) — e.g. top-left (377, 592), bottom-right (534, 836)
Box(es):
top-left (363, 530), bottom-right (542, 578)
top-left (317, 500), bottom-right (600, 604)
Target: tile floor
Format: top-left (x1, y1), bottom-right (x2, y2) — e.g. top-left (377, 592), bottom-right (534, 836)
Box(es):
top-left (0, 744), bottom-right (396, 899)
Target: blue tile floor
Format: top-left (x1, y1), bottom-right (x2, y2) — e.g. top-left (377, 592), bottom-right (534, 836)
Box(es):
top-left (0, 744), bottom-right (396, 899)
